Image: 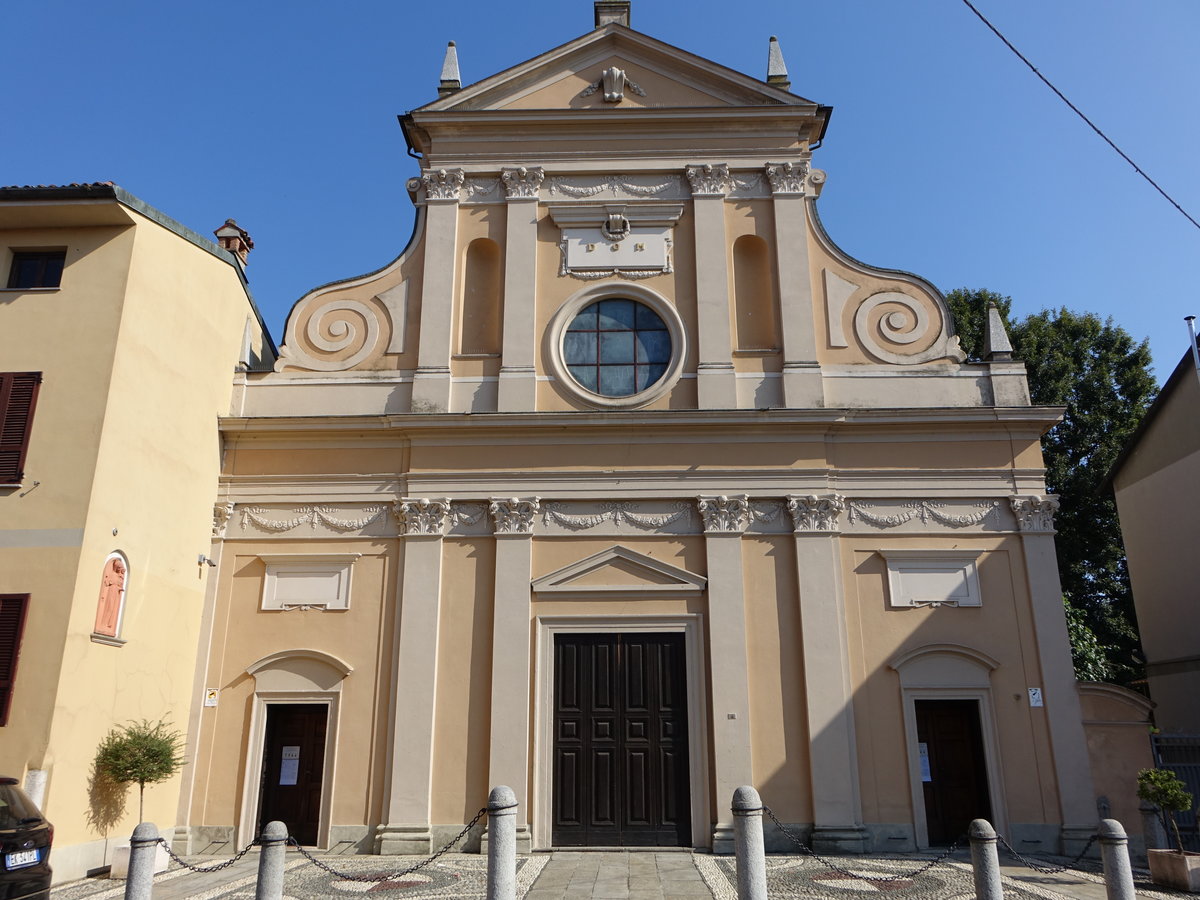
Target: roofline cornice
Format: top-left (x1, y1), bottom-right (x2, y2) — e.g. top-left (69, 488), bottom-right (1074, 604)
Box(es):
top-left (219, 406), bottom-right (1065, 437)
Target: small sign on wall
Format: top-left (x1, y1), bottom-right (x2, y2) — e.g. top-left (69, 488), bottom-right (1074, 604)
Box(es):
top-left (204, 689), bottom-right (218, 708)
top-left (279, 746), bottom-right (300, 786)
top-left (1028, 687), bottom-right (1044, 707)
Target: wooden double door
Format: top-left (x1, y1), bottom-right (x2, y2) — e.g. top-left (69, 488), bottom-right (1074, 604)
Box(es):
top-left (552, 633), bottom-right (691, 847)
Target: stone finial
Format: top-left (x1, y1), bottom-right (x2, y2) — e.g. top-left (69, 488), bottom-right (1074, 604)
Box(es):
top-left (214, 219), bottom-right (253, 266)
top-left (766, 36), bottom-right (791, 90)
top-left (595, 0), bottom-right (630, 28)
top-left (438, 41), bottom-right (461, 97)
top-left (982, 301), bottom-right (1014, 361)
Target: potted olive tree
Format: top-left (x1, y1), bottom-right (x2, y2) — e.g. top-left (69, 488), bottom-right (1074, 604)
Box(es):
top-left (94, 719), bottom-right (185, 878)
top-left (1137, 767), bottom-right (1200, 892)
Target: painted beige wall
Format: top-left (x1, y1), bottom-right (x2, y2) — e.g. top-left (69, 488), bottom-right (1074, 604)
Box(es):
top-left (1, 203), bottom-right (268, 880)
top-left (1112, 367), bottom-right (1200, 732)
top-left (845, 538), bottom-right (1060, 829)
top-left (0, 225), bottom-right (134, 785)
top-left (1078, 683), bottom-right (1153, 855)
top-left (188, 541), bottom-right (396, 832)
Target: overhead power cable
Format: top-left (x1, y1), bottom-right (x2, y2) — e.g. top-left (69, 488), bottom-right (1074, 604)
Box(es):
top-left (960, 0), bottom-right (1200, 233)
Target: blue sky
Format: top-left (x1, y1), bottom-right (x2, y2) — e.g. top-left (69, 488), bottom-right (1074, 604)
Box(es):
top-left (5, 1), bottom-right (1197, 379)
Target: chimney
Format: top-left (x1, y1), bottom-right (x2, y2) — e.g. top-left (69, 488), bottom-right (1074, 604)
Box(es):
top-left (595, 1), bottom-right (630, 28)
top-left (214, 218), bottom-right (253, 266)
top-left (438, 41), bottom-right (462, 97)
top-left (766, 36), bottom-right (791, 91)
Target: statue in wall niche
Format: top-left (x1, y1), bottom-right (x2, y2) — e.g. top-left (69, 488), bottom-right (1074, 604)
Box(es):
top-left (94, 557), bottom-right (126, 637)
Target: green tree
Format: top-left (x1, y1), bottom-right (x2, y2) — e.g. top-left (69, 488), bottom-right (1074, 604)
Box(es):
top-left (1137, 767), bottom-right (1195, 852)
top-left (946, 289), bottom-right (1157, 683)
top-left (94, 719), bottom-right (186, 823)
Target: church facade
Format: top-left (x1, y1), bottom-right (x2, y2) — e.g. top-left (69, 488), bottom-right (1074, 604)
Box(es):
top-left (177, 3), bottom-right (1096, 858)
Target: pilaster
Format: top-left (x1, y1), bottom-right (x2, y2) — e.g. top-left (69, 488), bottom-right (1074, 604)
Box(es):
top-left (378, 498), bottom-right (451, 855)
top-left (1011, 495), bottom-right (1098, 854)
top-left (686, 164), bottom-right (737, 409)
top-left (697, 494), bottom-right (753, 852)
top-left (766, 161), bottom-right (823, 408)
top-left (411, 169), bottom-right (464, 414)
top-left (498, 167), bottom-right (543, 412)
top-left (787, 494), bottom-right (868, 853)
top-left (487, 497), bottom-right (540, 852)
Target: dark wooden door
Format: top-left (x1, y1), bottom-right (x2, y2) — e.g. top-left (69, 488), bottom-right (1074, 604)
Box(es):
top-left (258, 704), bottom-right (327, 845)
top-left (916, 699), bottom-right (992, 845)
top-left (553, 633), bottom-right (691, 847)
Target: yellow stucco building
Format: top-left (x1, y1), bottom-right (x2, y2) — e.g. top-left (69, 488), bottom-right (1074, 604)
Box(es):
top-left (0, 183), bottom-right (273, 880)
top-left (3, 4), bottom-right (1111, 880)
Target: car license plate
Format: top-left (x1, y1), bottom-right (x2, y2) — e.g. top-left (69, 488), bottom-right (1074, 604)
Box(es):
top-left (5, 848), bottom-right (39, 869)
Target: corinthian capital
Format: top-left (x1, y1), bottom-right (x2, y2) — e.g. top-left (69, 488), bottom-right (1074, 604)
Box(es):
top-left (697, 495), bottom-right (750, 534)
top-left (490, 497), bottom-right (541, 535)
top-left (765, 160), bottom-right (809, 195)
top-left (393, 498), bottom-right (451, 536)
top-left (1010, 495), bottom-right (1059, 533)
top-left (787, 493), bottom-right (845, 533)
top-left (685, 163), bottom-right (731, 197)
top-left (501, 166), bottom-right (545, 199)
top-left (420, 168), bottom-right (465, 201)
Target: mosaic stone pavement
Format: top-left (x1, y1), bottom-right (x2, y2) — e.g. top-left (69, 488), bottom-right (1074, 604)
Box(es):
top-left (694, 854), bottom-right (1190, 900)
top-left (51, 853), bottom-right (548, 899)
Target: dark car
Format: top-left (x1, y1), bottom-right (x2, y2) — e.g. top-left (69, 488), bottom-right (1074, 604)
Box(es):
top-left (0, 778), bottom-right (52, 900)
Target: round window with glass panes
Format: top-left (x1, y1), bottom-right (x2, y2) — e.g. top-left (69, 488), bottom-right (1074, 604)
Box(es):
top-left (562, 298), bottom-right (671, 397)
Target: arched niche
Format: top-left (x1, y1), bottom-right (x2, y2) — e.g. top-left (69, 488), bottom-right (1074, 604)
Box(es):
top-left (460, 238), bottom-right (503, 355)
top-left (92, 550), bottom-right (130, 645)
top-left (732, 234), bottom-right (779, 352)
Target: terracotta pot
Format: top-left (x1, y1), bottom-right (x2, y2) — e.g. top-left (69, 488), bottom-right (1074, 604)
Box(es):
top-left (1147, 849), bottom-right (1200, 893)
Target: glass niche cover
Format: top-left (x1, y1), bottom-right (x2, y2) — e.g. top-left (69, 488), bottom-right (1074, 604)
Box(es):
top-left (562, 299), bottom-right (671, 398)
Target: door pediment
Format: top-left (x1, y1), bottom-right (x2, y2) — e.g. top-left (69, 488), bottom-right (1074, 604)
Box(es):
top-left (532, 545), bottom-right (706, 598)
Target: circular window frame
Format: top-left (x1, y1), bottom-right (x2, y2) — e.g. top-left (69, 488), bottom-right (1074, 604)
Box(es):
top-left (546, 283), bottom-right (687, 409)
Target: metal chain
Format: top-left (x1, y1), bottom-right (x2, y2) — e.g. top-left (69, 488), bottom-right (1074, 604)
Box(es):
top-left (153, 836), bottom-right (260, 873)
top-left (996, 832), bottom-right (1099, 874)
top-left (287, 806), bottom-right (488, 884)
top-left (762, 805), bottom-right (962, 883)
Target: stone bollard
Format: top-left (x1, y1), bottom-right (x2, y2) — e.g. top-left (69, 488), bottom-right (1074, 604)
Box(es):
top-left (731, 786), bottom-right (768, 900)
top-left (969, 819), bottom-right (1004, 900)
top-left (1099, 819), bottom-right (1136, 900)
top-left (124, 822), bottom-right (159, 900)
top-left (487, 786), bottom-right (518, 900)
top-left (255, 821), bottom-right (289, 900)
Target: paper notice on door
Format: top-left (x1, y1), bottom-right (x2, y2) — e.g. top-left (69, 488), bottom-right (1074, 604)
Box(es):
top-left (280, 746), bottom-right (300, 785)
top-left (919, 742), bottom-right (932, 782)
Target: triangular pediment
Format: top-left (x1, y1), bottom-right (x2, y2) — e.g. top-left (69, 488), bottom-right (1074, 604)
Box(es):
top-left (416, 24), bottom-right (817, 114)
top-left (532, 545), bottom-right (707, 597)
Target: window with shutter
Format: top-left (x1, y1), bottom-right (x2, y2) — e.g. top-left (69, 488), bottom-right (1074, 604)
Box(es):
top-left (0, 372), bottom-right (41, 485)
top-left (0, 595), bottom-right (29, 726)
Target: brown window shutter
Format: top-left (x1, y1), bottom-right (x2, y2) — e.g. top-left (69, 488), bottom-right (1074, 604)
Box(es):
top-left (0, 372), bottom-right (41, 484)
top-left (0, 594), bottom-right (30, 726)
